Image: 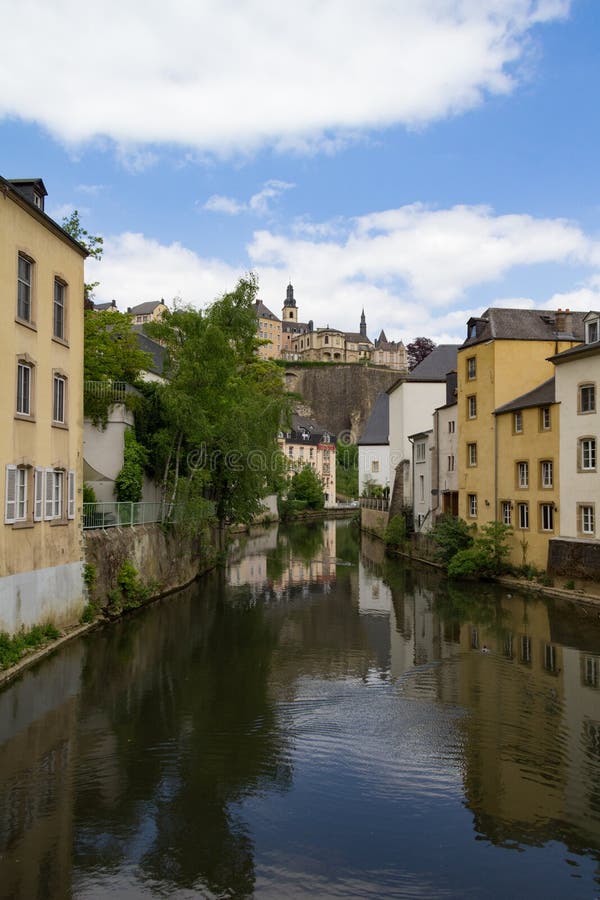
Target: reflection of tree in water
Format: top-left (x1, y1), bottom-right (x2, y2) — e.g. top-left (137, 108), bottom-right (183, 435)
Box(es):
top-left (280, 520), bottom-right (326, 564)
top-left (75, 577), bottom-right (292, 897)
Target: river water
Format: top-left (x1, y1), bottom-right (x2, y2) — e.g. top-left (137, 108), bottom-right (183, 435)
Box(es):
top-left (1, 519), bottom-right (600, 899)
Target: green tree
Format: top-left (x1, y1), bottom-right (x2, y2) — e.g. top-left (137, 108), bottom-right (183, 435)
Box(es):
top-left (61, 209), bottom-right (104, 301)
top-left (146, 274), bottom-right (292, 534)
top-left (288, 465), bottom-right (325, 510)
top-left (429, 514), bottom-right (474, 565)
top-left (407, 336), bottom-right (436, 370)
top-left (448, 521), bottom-right (513, 580)
top-left (114, 429), bottom-right (149, 502)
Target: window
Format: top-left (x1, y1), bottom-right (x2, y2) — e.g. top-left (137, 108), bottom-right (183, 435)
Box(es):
top-left (467, 395), bottom-right (477, 419)
top-left (518, 502), bottom-right (529, 529)
top-left (448, 420), bottom-right (455, 433)
top-left (580, 504), bottom-right (595, 535)
top-left (544, 644), bottom-right (558, 674)
top-left (34, 468), bottom-right (44, 521)
top-left (580, 438), bottom-right (596, 471)
top-left (44, 469), bottom-right (63, 520)
top-left (517, 461), bottom-right (529, 488)
top-left (53, 278), bottom-right (67, 340)
top-left (583, 656), bottom-right (599, 688)
top-left (415, 441), bottom-right (426, 462)
top-left (17, 254), bottom-right (32, 322)
top-left (16, 362), bottom-right (32, 416)
top-left (5, 465), bottom-right (28, 524)
top-left (467, 357), bottom-right (476, 379)
top-left (514, 411), bottom-right (523, 433)
top-left (288, 446), bottom-right (294, 457)
top-left (53, 375), bottom-right (66, 424)
top-left (540, 407), bottom-right (551, 430)
top-left (501, 501), bottom-right (512, 525)
top-left (541, 460), bottom-right (553, 488)
top-left (540, 503), bottom-right (554, 531)
top-left (419, 474), bottom-right (425, 501)
top-left (579, 383), bottom-right (596, 414)
top-left (447, 454), bottom-right (455, 471)
top-left (586, 319), bottom-right (599, 344)
top-left (371, 460), bottom-right (379, 473)
top-left (468, 494), bottom-right (477, 517)
top-left (520, 635), bottom-right (532, 664)
top-left (68, 470), bottom-right (76, 519)
top-left (467, 442), bottom-right (477, 466)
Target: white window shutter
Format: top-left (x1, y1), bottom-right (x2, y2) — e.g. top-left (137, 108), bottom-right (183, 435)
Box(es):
top-left (34, 468), bottom-right (44, 521)
top-left (68, 470), bottom-right (76, 519)
top-left (5, 465), bottom-right (16, 524)
top-left (45, 468), bottom-right (54, 519)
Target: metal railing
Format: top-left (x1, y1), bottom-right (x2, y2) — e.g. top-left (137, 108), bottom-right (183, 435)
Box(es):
top-left (360, 498), bottom-right (390, 511)
top-left (84, 381), bottom-right (127, 403)
top-left (83, 501), bottom-right (164, 530)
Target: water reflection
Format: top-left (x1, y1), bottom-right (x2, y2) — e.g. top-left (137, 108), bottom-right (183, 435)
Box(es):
top-left (0, 520), bottom-right (599, 898)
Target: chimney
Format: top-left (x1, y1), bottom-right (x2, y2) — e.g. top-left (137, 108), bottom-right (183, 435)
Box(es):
top-left (555, 307), bottom-right (573, 335)
top-left (445, 370), bottom-right (457, 406)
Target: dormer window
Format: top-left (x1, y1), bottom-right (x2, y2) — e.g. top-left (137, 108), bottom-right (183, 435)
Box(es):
top-left (586, 318), bottom-right (599, 344)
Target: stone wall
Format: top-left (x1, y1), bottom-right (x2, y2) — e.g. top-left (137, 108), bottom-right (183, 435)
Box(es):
top-left (84, 524), bottom-right (215, 608)
top-left (283, 365), bottom-right (399, 441)
top-left (360, 507), bottom-right (389, 540)
top-left (548, 538), bottom-right (600, 578)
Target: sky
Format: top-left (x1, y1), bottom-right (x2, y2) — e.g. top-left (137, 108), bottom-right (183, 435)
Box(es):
top-left (2, 0), bottom-right (600, 344)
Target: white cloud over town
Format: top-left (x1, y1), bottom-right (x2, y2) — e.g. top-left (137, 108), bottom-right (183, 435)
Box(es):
top-left (0, 1), bottom-right (571, 156)
top-left (203, 180), bottom-right (295, 217)
top-left (90, 199), bottom-right (599, 344)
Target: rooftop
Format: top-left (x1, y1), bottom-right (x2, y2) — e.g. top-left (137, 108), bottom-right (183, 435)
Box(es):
top-left (358, 393), bottom-right (389, 446)
top-left (494, 377), bottom-right (555, 415)
top-left (463, 307), bottom-right (586, 347)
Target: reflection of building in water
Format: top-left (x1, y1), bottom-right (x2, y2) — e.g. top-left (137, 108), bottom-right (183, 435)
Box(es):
top-left (271, 520), bottom-right (337, 594)
top-left (455, 594), bottom-right (600, 859)
top-left (0, 644), bottom-right (83, 898)
top-left (227, 527), bottom-right (280, 594)
top-left (358, 559), bottom-right (392, 615)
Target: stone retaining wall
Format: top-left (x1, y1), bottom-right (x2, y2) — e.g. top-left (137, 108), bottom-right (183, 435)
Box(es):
top-left (548, 538), bottom-right (600, 578)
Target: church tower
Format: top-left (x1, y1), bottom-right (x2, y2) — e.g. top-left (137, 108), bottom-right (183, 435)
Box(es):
top-left (360, 308), bottom-right (367, 338)
top-left (282, 282), bottom-right (298, 323)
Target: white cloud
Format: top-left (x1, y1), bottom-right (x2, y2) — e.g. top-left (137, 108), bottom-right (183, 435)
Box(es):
top-left (92, 199), bottom-right (600, 344)
top-left (203, 180), bottom-right (295, 216)
top-left (0, 1), bottom-right (571, 155)
top-left (76, 184), bottom-right (105, 196)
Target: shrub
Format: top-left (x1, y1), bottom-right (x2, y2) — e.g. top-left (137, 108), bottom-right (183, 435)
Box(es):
top-left (384, 515), bottom-right (407, 550)
top-left (448, 521), bottom-right (512, 580)
top-left (288, 466), bottom-right (325, 510)
top-left (564, 579), bottom-right (576, 590)
top-left (114, 429), bottom-right (148, 502)
top-left (0, 623), bottom-right (60, 670)
top-left (83, 483), bottom-right (97, 504)
top-left (429, 514), bottom-right (474, 565)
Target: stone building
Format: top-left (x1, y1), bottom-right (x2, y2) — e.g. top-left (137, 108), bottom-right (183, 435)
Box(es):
top-left (126, 300), bottom-right (168, 325)
top-left (254, 299), bottom-right (282, 359)
top-left (278, 415), bottom-right (337, 507)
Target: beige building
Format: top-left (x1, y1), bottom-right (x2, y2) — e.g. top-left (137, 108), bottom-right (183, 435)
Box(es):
top-left (371, 330), bottom-right (407, 371)
top-left (126, 300), bottom-right (168, 325)
top-left (457, 308), bottom-right (583, 528)
top-left (279, 416), bottom-right (337, 506)
top-left (254, 299), bottom-right (282, 359)
top-left (0, 176), bottom-right (87, 633)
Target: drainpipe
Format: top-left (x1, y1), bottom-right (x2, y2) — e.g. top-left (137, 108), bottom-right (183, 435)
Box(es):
top-left (493, 413), bottom-right (498, 523)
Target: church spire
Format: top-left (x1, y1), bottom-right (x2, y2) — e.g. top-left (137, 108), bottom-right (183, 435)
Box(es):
top-left (360, 308), bottom-right (367, 338)
top-left (284, 282), bottom-right (296, 308)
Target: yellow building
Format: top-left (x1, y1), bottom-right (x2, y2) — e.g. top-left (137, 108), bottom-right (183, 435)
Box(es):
top-left (0, 176), bottom-right (87, 633)
top-left (126, 299), bottom-right (168, 324)
top-left (278, 416), bottom-right (337, 506)
top-left (457, 308), bottom-right (583, 536)
top-left (254, 299), bottom-right (282, 360)
top-left (494, 378), bottom-right (559, 569)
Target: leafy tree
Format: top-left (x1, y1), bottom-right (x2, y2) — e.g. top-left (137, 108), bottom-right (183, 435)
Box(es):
top-left (448, 521), bottom-right (513, 579)
top-left (336, 441), bottom-right (358, 498)
top-left (288, 465), bottom-right (325, 510)
top-left (384, 515), bottom-right (407, 550)
top-left (429, 514), bottom-right (474, 565)
top-left (407, 336), bottom-right (436, 370)
top-left (114, 429), bottom-right (149, 502)
top-left (146, 274), bottom-right (292, 533)
top-left (84, 308), bottom-right (153, 424)
top-left (61, 209), bottom-right (104, 301)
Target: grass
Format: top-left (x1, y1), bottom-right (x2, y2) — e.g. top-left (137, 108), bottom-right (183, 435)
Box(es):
top-left (0, 623), bottom-right (61, 671)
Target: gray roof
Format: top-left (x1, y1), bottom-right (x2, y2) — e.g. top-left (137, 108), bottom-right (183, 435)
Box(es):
top-left (282, 320), bottom-right (310, 333)
top-left (463, 307), bottom-right (586, 347)
top-left (255, 300), bottom-right (279, 321)
top-left (358, 393), bottom-right (389, 446)
top-left (344, 332), bottom-right (373, 344)
top-left (548, 339), bottom-right (600, 364)
top-left (283, 414), bottom-right (335, 444)
top-left (128, 300), bottom-right (165, 316)
top-left (409, 344), bottom-right (459, 379)
top-left (94, 300), bottom-right (117, 311)
top-left (494, 377), bottom-right (555, 415)
top-left (133, 328), bottom-right (166, 375)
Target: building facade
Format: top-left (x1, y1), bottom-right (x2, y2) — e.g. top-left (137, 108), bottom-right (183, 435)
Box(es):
top-left (126, 300), bottom-right (168, 325)
top-left (457, 308), bottom-right (584, 528)
top-left (254, 299), bottom-right (282, 360)
top-left (1, 176), bottom-right (87, 633)
top-left (278, 416), bottom-right (337, 507)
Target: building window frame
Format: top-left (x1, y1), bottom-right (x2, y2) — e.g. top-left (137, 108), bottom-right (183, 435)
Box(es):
top-left (540, 502), bottom-right (554, 532)
top-left (517, 461), bottom-right (529, 488)
top-left (468, 493), bottom-right (477, 518)
top-left (501, 501), bottom-right (512, 526)
top-left (579, 383), bottom-right (596, 414)
top-left (540, 459), bottom-right (553, 489)
top-left (540, 406), bottom-right (551, 431)
top-left (467, 395), bottom-right (477, 419)
top-left (513, 411), bottom-right (523, 434)
top-left (467, 356), bottom-right (476, 380)
top-left (52, 373), bottom-right (67, 426)
top-left (585, 318), bottom-right (599, 344)
top-left (5, 465), bottom-right (30, 525)
top-left (16, 359), bottom-right (35, 418)
top-left (578, 503), bottom-right (595, 536)
top-left (579, 437), bottom-right (597, 472)
top-left (467, 442), bottom-right (477, 467)
top-left (448, 420), bottom-right (455, 434)
top-left (53, 277), bottom-right (67, 341)
top-left (44, 468), bottom-right (64, 521)
top-left (415, 441), bottom-right (426, 463)
top-left (518, 502), bottom-right (529, 530)
top-left (447, 454), bottom-right (455, 472)
top-left (17, 252), bottom-right (34, 324)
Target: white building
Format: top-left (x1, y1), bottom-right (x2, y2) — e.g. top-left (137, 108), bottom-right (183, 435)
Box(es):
top-left (357, 392), bottom-right (390, 496)
top-left (410, 430), bottom-right (433, 532)
top-left (431, 374), bottom-right (458, 519)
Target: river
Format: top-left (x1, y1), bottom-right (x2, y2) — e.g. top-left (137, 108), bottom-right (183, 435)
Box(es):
top-left (1, 518), bottom-right (599, 898)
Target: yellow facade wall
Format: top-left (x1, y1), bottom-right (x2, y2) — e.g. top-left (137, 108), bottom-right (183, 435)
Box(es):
top-left (458, 339), bottom-right (575, 529)
top-left (0, 185), bottom-right (86, 630)
top-left (495, 404), bottom-right (559, 569)
top-left (256, 314), bottom-right (282, 359)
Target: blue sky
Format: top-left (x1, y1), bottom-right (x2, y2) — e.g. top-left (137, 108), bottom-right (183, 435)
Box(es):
top-left (2, 0), bottom-right (599, 343)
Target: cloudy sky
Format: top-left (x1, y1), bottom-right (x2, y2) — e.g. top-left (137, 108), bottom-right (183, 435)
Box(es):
top-left (2, 0), bottom-right (600, 343)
